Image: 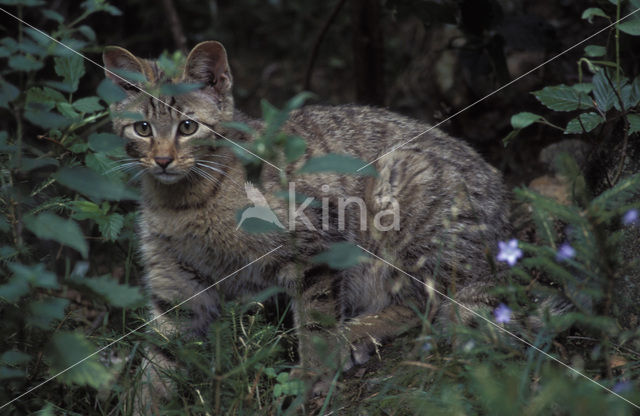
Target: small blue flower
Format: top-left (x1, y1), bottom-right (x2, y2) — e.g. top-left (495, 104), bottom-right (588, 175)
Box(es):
top-left (613, 380), bottom-right (632, 394)
top-left (494, 303), bottom-right (512, 324)
top-left (556, 242), bottom-right (575, 262)
top-left (497, 239), bottom-right (523, 266)
top-left (623, 209), bottom-right (638, 225)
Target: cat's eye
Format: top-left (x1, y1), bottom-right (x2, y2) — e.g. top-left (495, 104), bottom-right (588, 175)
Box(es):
top-left (178, 120), bottom-right (198, 136)
top-left (133, 121), bottom-right (152, 137)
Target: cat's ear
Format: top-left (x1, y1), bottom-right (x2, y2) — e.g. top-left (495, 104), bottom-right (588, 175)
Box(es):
top-left (102, 46), bottom-right (146, 91)
top-left (183, 41), bottom-right (233, 96)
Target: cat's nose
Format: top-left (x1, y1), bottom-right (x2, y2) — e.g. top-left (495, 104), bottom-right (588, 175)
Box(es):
top-left (154, 156), bottom-right (174, 169)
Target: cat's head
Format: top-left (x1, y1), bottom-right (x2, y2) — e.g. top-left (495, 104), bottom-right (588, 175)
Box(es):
top-left (102, 41), bottom-right (233, 184)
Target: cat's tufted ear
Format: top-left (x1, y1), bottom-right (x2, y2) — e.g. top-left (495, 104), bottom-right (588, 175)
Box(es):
top-left (102, 46), bottom-right (146, 91)
top-left (183, 41), bottom-right (233, 96)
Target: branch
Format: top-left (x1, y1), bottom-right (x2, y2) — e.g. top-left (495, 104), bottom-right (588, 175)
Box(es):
top-left (161, 0), bottom-right (187, 53)
top-left (303, 0), bottom-right (348, 91)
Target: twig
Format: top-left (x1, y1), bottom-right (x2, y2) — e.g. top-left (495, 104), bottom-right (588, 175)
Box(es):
top-left (303, 0), bottom-right (348, 91)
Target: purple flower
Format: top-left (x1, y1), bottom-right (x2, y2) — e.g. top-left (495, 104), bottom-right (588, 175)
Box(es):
top-left (623, 209), bottom-right (638, 225)
top-left (613, 380), bottom-right (632, 394)
top-left (556, 243), bottom-right (575, 262)
top-left (497, 239), bottom-right (523, 266)
top-left (494, 303), bottom-right (512, 324)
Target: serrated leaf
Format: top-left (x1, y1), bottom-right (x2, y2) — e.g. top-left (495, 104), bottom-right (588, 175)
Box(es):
top-left (0, 79), bottom-right (20, 109)
top-left (532, 85), bottom-right (592, 111)
top-left (27, 297), bottom-right (69, 329)
top-left (0, 350), bottom-right (31, 366)
top-left (26, 86), bottom-right (65, 111)
top-left (56, 101), bottom-right (80, 119)
top-left (88, 132), bottom-right (124, 155)
top-left (298, 153), bottom-right (378, 176)
top-left (54, 55), bottom-right (85, 93)
top-left (312, 242), bottom-right (369, 269)
top-left (72, 96), bottom-right (103, 113)
top-left (284, 135), bottom-right (307, 162)
top-left (54, 166), bottom-right (138, 202)
top-left (97, 78), bottom-right (126, 104)
top-left (627, 114), bottom-right (640, 135)
top-left (565, 112), bottom-right (604, 134)
top-left (592, 70), bottom-right (616, 112)
top-left (47, 332), bottom-right (112, 388)
top-left (8, 54), bottom-right (43, 71)
top-left (70, 275), bottom-right (144, 308)
top-left (510, 112), bottom-right (544, 129)
top-left (98, 212), bottom-right (124, 241)
top-left (23, 212), bottom-right (88, 258)
top-left (582, 8), bottom-right (608, 22)
top-left (584, 45), bottom-right (606, 58)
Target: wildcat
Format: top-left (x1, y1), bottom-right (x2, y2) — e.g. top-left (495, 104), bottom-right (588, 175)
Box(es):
top-left (102, 41), bottom-right (509, 412)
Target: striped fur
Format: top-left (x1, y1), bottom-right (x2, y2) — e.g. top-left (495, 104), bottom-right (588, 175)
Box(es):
top-left (103, 41), bottom-right (509, 410)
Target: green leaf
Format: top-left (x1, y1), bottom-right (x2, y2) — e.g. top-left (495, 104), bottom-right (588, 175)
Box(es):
top-left (56, 101), bottom-right (80, 119)
top-left (41, 9), bottom-right (64, 23)
top-left (54, 55), bottom-right (85, 92)
top-left (8, 263), bottom-right (58, 289)
top-left (627, 114), bottom-right (640, 135)
top-left (618, 18), bottom-right (640, 36)
top-left (565, 112), bottom-right (604, 134)
top-left (24, 109), bottom-right (71, 129)
top-left (27, 297), bottom-right (69, 329)
top-left (26, 86), bottom-right (65, 111)
top-left (77, 25), bottom-right (96, 42)
top-left (88, 132), bottom-right (124, 154)
top-left (283, 91), bottom-right (314, 112)
top-left (70, 275), bottom-right (145, 308)
top-left (0, 350), bottom-right (31, 366)
top-left (159, 82), bottom-right (203, 96)
top-left (510, 112), bottom-right (544, 129)
top-left (0, 277), bottom-right (29, 302)
top-left (73, 96), bottom-right (103, 113)
top-left (592, 70), bottom-right (616, 112)
top-left (23, 212), bottom-right (88, 258)
top-left (8, 54), bottom-right (43, 71)
top-left (312, 242), bottom-right (369, 269)
top-left (581, 8), bottom-right (608, 23)
top-left (47, 331), bottom-right (112, 388)
top-left (532, 85), bottom-right (592, 111)
top-left (572, 83), bottom-right (593, 94)
top-left (20, 157), bottom-right (59, 172)
top-left (97, 78), bottom-right (126, 104)
top-left (54, 166), bottom-right (139, 202)
top-left (98, 213), bottom-right (124, 241)
top-left (0, 367), bottom-right (25, 380)
top-left (298, 153), bottom-right (378, 176)
top-left (284, 135), bottom-right (307, 163)
top-left (584, 45), bottom-right (606, 58)
top-left (223, 121), bottom-right (255, 135)
top-left (0, 79), bottom-right (20, 109)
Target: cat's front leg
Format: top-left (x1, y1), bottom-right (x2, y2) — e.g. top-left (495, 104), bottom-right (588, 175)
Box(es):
top-left (133, 247), bottom-right (221, 414)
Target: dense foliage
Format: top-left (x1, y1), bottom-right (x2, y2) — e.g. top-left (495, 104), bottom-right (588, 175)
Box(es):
top-left (0, 0), bottom-right (639, 414)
